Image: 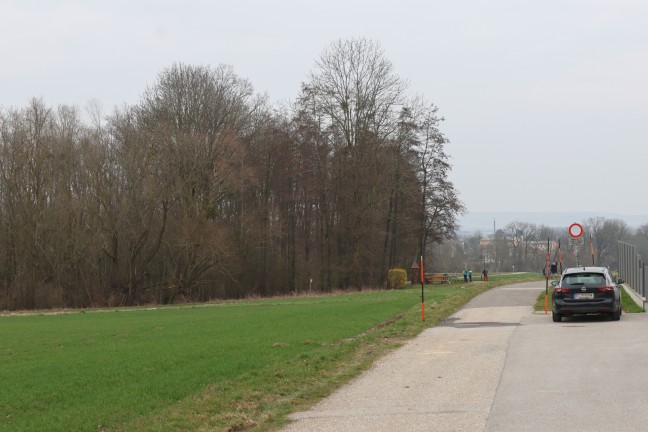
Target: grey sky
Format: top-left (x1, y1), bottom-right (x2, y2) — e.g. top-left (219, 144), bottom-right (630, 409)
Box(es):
top-left (2, 0), bottom-right (647, 215)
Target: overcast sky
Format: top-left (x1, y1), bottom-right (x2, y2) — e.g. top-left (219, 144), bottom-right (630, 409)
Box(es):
top-left (2, 0), bottom-right (647, 217)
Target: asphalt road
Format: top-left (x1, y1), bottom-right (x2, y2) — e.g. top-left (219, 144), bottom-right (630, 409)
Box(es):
top-left (281, 281), bottom-right (648, 432)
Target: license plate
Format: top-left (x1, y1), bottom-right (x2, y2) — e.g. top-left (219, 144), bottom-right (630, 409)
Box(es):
top-left (574, 293), bottom-right (594, 300)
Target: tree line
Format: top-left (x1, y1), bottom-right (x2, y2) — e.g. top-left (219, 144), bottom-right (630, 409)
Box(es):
top-left (0, 39), bottom-right (463, 310)
top-left (432, 217), bottom-right (648, 274)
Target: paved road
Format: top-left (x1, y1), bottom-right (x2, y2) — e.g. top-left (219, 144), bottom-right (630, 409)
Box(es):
top-left (282, 281), bottom-right (648, 432)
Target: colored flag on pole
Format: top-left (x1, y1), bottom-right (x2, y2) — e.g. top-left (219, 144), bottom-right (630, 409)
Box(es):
top-left (590, 234), bottom-right (595, 266)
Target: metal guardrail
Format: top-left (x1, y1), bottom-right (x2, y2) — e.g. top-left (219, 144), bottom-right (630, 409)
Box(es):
top-left (618, 241), bottom-right (646, 299)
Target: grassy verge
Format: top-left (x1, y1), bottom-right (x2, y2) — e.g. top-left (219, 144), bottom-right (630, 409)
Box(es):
top-left (534, 284), bottom-right (553, 312)
top-left (0, 273), bottom-right (541, 432)
top-left (621, 287), bottom-right (645, 313)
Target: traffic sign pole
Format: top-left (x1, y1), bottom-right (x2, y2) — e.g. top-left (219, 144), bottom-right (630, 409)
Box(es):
top-left (568, 223), bottom-right (584, 267)
top-left (544, 238), bottom-right (549, 315)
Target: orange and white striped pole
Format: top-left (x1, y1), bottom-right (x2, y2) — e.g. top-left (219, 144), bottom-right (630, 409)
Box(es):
top-left (544, 238), bottom-right (550, 315)
top-left (420, 255), bottom-right (425, 321)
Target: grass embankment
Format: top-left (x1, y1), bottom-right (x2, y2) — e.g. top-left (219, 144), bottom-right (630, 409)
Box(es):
top-left (621, 288), bottom-right (646, 313)
top-left (0, 273), bottom-right (541, 432)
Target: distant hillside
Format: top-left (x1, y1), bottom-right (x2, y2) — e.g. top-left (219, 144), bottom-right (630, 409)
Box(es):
top-left (458, 212), bottom-right (648, 235)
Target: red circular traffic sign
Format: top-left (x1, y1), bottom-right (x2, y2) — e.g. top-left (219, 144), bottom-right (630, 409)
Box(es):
top-left (568, 223), bottom-right (583, 238)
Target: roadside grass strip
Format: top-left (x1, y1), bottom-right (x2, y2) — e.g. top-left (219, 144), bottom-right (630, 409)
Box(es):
top-left (0, 274), bottom-right (541, 431)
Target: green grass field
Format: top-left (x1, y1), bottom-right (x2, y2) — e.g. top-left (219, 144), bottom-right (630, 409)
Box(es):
top-left (1, 273), bottom-right (541, 431)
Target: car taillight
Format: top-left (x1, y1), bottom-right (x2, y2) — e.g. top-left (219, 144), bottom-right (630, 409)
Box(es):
top-left (597, 286), bottom-right (615, 292)
top-left (555, 287), bottom-right (570, 293)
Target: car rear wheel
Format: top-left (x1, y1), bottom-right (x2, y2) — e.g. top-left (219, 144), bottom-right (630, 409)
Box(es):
top-left (552, 311), bottom-right (562, 322)
top-left (610, 306), bottom-right (621, 321)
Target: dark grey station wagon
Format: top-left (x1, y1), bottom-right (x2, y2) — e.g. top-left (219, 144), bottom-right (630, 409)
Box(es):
top-left (551, 266), bottom-right (622, 322)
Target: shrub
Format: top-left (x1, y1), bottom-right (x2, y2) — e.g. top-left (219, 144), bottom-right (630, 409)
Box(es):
top-left (387, 268), bottom-right (408, 289)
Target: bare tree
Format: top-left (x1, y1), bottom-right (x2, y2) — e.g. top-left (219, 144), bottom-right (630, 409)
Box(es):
top-left (0, 100), bottom-right (55, 307)
top-left (299, 38), bottom-right (409, 288)
top-left (96, 109), bottom-right (171, 305)
top-left (294, 39), bottom-right (464, 288)
top-left (637, 223), bottom-right (648, 239)
top-left (504, 221), bottom-right (537, 271)
top-left (584, 217), bottom-right (629, 267)
top-left (289, 94), bottom-right (336, 291)
top-left (307, 38), bottom-right (406, 149)
top-left (411, 100), bottom-right (464, 263)
top-left (134, 63), bottom-right (269, 301)
top-left (0, 100), bottom-right (102, 308)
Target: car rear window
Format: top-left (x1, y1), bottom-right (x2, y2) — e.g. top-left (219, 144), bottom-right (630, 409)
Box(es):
top-left (562, 273), bottom-right (607, 287)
